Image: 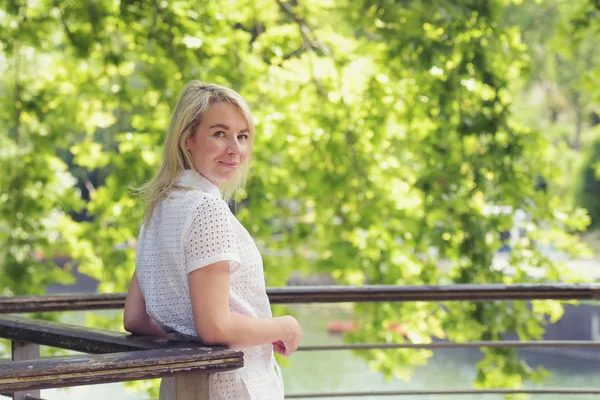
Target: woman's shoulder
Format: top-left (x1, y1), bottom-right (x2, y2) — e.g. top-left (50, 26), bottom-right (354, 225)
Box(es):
top-left (167, 187), bottom-right (232, 219)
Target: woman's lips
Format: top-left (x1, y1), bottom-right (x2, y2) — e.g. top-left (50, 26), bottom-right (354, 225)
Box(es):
top-left (218, 161), bottom-right (239, 168)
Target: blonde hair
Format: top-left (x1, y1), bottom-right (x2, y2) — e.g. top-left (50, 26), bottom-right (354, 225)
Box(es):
top-left (137, 81), bottom-right (255, 223)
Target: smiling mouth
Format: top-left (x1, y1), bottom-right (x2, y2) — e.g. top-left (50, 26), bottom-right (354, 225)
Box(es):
top-left (219, 161), bottom-right (239, 168)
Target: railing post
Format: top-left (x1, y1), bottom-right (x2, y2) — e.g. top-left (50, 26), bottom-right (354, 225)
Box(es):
top-left (11, 341), bottom-right (41, 400)
top-left (175, 373), bottom-right (209, 400)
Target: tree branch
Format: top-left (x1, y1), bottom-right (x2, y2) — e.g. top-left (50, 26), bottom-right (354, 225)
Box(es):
top-left (274, 0), bottom-right (331, 97)
top-left (274, 0), bottom-right (332, 56)
top-left (55, 2), bottom-right (78, 49)
top-left (83, 175), bottom-right (96, 197)
top-left (87, 0), bottom-right (107, 55)
top-left (152, 0), bottom-right (185, 78)
top-left (13, 45), bottom-right (22, 143)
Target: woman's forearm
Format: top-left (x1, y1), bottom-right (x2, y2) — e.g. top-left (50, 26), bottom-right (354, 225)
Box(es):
top-left (124, 313), bottom-right (169, 338)
top-left (124, 272), bottom-right (169, 337)
top-left (226, 313), bottom-right (284, 348)
top-left (197, 313), bottom-right (295, 349)
top-left (189, 262), bottom-right (301, 350)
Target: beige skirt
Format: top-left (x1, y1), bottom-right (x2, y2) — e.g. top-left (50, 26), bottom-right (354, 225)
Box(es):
top-left (159, 353), bottom-right (284, 400)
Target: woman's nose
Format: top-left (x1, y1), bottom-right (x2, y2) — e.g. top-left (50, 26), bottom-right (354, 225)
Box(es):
top-left (227, 138), bottom-right (240, 154)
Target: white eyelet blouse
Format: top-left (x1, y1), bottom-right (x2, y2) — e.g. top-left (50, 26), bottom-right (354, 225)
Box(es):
top-left (135, 169), bottom-right (284, 400)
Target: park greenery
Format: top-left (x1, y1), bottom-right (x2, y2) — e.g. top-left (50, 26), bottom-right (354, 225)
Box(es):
top-left (1, 0), bottom-right (600, 397)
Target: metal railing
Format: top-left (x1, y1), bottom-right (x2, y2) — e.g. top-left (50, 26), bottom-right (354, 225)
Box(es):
top-left (2, 283), bottom-right (599, 313)
top-left (285, 388), bottom-right (600, 398)
top-left (2, 283), bottom-right (600, 398)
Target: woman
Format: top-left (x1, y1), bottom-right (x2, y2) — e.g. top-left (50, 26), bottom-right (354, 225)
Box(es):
top-left (123, 81), bottom-right (302, 399)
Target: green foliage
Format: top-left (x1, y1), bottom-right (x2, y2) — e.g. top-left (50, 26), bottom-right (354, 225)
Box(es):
top-left (503, 0), bottom-right (600, 202)
top-left (575, 137), bottom-right (600, 229)
top-left (0, 0), bottom-right (595, 397)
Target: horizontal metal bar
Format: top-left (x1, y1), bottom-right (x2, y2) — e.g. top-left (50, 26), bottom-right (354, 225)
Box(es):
top-left (268, 284), bottom-right (600, 304)
top-left (285, 388), bottom-right (600, 398)
top-left (298, 340), bottom-right (600, 351)
top-left (0, 294), bottom-right (124, 313)
top-left (1, 284), bottom-right (599, 313)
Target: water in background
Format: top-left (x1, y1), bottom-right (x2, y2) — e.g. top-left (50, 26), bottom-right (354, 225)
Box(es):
top-left (2, 304), bottom-right (598, 399)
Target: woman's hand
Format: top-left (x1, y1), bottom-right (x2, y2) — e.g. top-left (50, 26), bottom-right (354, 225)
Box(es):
top-left (273, 315), bottom-right (302, 357)
top-left (272, 340), bottom-right (286, 355)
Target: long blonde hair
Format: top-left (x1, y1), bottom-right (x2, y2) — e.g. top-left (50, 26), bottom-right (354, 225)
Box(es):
top-left (137, 81), bottom-right (255, 223)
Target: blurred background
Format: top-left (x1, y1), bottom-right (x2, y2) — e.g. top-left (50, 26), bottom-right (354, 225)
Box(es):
top-left (1, 0), bottom-right (600, 398)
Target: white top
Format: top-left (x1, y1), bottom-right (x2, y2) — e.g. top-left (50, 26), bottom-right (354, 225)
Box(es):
top-left (135, 169), bottom-right (284, 399)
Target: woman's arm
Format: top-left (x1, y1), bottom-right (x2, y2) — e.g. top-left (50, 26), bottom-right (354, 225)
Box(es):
top-left (189, 261), bottom-right (302, 355)
top-left (123, 272), bottom-right (169, 338)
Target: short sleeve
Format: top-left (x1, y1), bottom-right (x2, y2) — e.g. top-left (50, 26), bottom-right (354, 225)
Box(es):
top-left (184, 196), bottom-right (241, 274)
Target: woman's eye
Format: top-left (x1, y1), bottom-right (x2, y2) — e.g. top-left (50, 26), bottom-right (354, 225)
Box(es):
top-left (238, 134), bottom-right (249, 140)
top-left (214, 131), bottom-right (226, 137)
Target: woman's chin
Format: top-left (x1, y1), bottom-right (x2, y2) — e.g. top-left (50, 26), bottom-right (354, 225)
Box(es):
top-left (212, 174), bottom-right (236, 185)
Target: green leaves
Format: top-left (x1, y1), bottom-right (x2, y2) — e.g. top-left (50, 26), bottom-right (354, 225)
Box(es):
top-left (1, 0), bottom-right (595, 396)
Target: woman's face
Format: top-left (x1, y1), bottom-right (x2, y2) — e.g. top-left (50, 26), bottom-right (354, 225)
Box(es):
top-left (185, 102), bottom-right (251, 188)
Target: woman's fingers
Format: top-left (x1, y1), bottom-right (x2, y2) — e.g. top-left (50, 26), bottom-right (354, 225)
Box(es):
top-left (273, 341), bottom-right (286, 355)
top-left (280, 338), bottom-right (298, 357)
